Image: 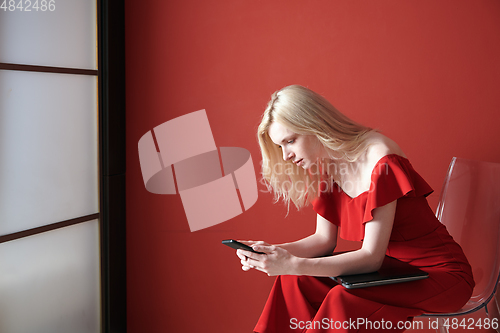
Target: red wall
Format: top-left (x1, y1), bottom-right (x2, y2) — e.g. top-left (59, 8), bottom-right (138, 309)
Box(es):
top-left (125, 1), bottom-right (500, 332)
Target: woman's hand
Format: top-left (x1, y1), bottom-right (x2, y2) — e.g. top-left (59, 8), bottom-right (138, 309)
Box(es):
top-left (235, 240), bottom-right (269, 271)
top-left (236, 241), bottom-right (298, 276)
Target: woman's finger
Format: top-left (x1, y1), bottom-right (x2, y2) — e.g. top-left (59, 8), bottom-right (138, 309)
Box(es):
top-left (240, 256), bottom-right (254, 270)
top-left (239, 249), bottom-right (264, 260)
top-left (252, 244), bottom-right (276, 253)
top-left (241, 261), bottom-right (254, 269)
top-left (236, 249), bottom-right (247, 260)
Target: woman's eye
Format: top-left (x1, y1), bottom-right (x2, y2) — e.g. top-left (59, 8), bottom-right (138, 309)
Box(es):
top-left (277, 139), bottom-right (293, 149)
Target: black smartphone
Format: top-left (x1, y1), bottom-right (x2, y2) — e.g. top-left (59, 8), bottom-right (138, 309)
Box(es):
top-left (222, 239), bottom-right (265, 254)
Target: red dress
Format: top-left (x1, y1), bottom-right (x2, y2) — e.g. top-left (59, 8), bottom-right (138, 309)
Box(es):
top-left (254, 154), bottom-right (474, 333)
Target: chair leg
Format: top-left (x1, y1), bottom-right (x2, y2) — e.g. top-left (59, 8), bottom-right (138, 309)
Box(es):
top-left (436, 317), bottom-right (449, 333)
top-left (486, 291), bottom-right (500, 333)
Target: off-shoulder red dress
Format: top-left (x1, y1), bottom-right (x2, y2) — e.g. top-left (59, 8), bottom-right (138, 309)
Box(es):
top-left (254, 154), bottom-right (474, 333)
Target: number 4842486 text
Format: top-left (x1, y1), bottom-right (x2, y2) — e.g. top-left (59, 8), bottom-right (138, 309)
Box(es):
top-left (1, 0), bottom-right (56, 12)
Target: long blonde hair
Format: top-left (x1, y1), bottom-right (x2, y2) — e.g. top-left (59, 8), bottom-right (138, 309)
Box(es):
top-left (257, 85), bottom-right (376, 210)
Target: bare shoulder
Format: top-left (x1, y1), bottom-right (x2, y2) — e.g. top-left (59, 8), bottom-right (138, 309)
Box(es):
top-left (363, 132), bottom-right (407, 168)
top-left (340, 133), bottom-right (407, 197)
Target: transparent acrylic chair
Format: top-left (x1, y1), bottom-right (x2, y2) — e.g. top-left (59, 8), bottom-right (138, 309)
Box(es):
top-left (420, 157), bottom-right (500, 333)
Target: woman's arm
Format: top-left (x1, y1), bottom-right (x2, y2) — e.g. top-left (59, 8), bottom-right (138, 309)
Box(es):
top-left (236, 214), bottom-right (336, 272)
top-left (241, 200), bottom-right (396, 277)
top-left (276, 213), bottom-right (338, 258)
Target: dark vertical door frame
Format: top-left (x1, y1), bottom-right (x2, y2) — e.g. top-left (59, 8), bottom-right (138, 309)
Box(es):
top-left (99, 0), bottom-right (126, 332)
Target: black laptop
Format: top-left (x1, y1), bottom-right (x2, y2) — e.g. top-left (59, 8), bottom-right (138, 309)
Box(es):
top-left (331, 256), bottom-right (429, 289)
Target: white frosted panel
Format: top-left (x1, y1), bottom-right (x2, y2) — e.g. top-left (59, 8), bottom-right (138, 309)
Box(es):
top-left (0, 0), bottom-right (97, 69)
top-left (0, 70), bottom-right (98, 235)
top-left (0, 220), bottom-right (100, 333)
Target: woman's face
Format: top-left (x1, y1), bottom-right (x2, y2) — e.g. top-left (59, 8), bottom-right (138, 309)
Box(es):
top-left (268, 122), bottom-right (327, 169)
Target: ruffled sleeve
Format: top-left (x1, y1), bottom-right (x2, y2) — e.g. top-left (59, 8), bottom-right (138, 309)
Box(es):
top-left (312, 154), bottom-right (434, 241)
top-left (363, 154), bottom-right (433, 223)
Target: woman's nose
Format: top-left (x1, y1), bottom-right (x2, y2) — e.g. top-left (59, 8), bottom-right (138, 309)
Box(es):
top-left (282, 148), bottom-right (294, 161)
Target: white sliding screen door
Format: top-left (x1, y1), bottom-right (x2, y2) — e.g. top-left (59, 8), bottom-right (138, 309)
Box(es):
top-left (0, 1), bottom-right (101, 333)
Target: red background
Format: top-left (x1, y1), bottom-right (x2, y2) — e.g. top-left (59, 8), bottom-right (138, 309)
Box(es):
top-left (125, 1), bottom-right (500, 332)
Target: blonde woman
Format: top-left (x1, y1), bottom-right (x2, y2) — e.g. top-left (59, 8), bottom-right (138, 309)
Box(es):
top-left (236, 85), bottom-right (474, 332)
